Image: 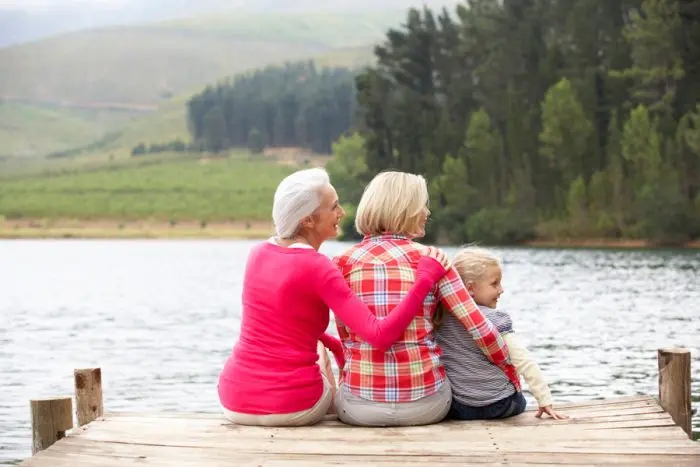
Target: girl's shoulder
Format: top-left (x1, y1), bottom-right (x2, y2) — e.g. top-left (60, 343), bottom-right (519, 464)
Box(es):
top-left (478, 306), bottom-right (514, 334)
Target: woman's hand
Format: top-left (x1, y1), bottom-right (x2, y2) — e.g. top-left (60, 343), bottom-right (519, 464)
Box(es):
top-left (535, 405), bottom-right (569, 420)
top-left (416, 247), bottom-right (449, 283)
top-left (423, 246), bottom-right (451, 269)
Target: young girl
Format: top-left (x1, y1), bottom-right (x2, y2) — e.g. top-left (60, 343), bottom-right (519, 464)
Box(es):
top-left (435, 246), bottom-right (567, 420)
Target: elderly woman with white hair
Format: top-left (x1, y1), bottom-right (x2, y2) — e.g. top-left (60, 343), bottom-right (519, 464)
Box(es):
top-left (217, 168), bottom-right (449, 427)
top-left (332, 171), bottom-right (521, 426)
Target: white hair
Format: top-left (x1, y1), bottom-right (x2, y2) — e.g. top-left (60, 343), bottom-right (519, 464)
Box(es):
top-left (272, 168), bottom-right (330, 239)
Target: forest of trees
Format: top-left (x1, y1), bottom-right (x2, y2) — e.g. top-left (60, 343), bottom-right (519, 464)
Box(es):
top-left (186, 61), bottom-right (356, 154)
top-left (327, 0), bottom-right (700, 245)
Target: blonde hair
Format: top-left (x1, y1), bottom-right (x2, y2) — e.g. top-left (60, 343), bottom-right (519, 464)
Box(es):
top-left (452, 246), bottom-right (502, 285)
top-left (433, 246), bottom-right (502, 330)
top-left (355, 171), bottom-right (429, 237)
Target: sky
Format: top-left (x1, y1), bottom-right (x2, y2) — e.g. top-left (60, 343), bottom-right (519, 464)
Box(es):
top-left (0, 0), bottom-right (128, 9)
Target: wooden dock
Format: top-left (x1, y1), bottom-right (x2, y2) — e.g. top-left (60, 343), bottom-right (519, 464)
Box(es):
top-left (19, 349), bottom-right (699, 466)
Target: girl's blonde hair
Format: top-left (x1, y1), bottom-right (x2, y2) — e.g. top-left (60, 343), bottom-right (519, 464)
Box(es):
top-left (355, 171), bottom-right (429, 237)
top-left (433, 246), bottom-right (502, 330)
top-left (452, 246), bottom-right (502, 285)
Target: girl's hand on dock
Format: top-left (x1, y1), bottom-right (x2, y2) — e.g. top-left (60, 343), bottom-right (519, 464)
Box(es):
top-left (535, 405), bottom-right (569, 420)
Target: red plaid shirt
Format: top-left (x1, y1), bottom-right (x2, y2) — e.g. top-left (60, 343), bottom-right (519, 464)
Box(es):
top-left (333, 234), bottom-right (520, 402)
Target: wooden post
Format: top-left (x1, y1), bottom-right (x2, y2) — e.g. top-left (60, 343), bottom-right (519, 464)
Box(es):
top-left (30, 397), bottom-right (73, 454)
top-left (74, 368), bottom-right (103, 427)
top-left (658, 347), bottom-right (692, 438)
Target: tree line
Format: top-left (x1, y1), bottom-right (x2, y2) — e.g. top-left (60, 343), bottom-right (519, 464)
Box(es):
top-left (328, 0), bottom-right (700, 245)
top-left (186, 61), bottom-right (356, 155)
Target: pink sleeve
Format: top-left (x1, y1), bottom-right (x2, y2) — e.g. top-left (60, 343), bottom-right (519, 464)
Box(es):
top-left (319, 332), bottom-right (345, 369)
top-left (316, 256), bottom-right (446, 352)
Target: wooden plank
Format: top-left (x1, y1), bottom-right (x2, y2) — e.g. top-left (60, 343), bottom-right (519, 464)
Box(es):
top-left (546, 403), bottom-right (664, 416)
top-left (101, 398), bottom-right (660, 421)
top-left (99, 396), bottom-right (660, 421)
top-left (72, 419), bottom-right (690, 444)
top-left (66, 413), bottom-right (692, 452)
top-left (43, 435), bottom-right (700, 458)
top-left (104, 411), bottom-right (221, 419)
top-left (18, 395), bottom-right (699, 466)
top-left (99, 403), bottom-right (664, 429)
top-left (524, 396), bottom-right (655, 409)
top-left (60, 432), bottom-right (699, 452)
top-left (92, 406), bottom-right (673, 431)
top-left (546, 399), bottom-right (659, 410)
top-left (76, 425), bottom-right (689, 444)
top-left (51, 431), bottom-right (700, 457)
top-left (24, 441), bottom-right (700, 467)
top-left (67, 425), bottom-right (655, 447)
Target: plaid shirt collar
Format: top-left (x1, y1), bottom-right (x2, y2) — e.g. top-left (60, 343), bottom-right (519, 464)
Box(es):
top-left (362, 233), bottom-right (412, 243)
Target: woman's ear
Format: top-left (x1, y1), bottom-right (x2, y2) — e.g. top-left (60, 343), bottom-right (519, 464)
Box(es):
top-left (300, 216), bottom-right (314, 231)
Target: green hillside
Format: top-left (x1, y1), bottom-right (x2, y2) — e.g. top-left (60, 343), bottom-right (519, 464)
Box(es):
top-left (103, 97), bottom-right (192, 154)
top-left (0, 44), bottom-right (374, 160)
top-left (157, 11), bottom-right (398, 48)
top-left (103, 45), bottom-right (375, 153)
top-left (0, 102), bottom-right (132, 158)
top-left (0, 29), bottom-right (323, 106)
top-left (0, 153), bottom-right (295, 221)
top-left (0, 11), bottom-right (384, 159)
top-left (0, 11), bottom-right (398, 106)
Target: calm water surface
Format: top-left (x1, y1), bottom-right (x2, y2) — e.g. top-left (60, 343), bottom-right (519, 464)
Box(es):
top-left (1, 240), bottom-right (698, 463)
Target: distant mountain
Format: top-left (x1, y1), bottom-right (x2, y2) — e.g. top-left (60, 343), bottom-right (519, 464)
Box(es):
top-left (0, 1), bottom-right (240, 47)
top-left (0, 0), bottom-right (459, 47)
top-left (0, 0), bottom-right (459, 158)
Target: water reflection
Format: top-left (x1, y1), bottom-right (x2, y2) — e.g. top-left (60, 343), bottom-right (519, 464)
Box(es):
top-left (0, 240), bottom-right (698, 463)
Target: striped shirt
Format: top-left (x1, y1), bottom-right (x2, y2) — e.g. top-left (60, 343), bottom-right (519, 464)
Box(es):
top-left (333, 234), bottom-right (519, 403)
top-left (437, 305), bottom-right (519, 406)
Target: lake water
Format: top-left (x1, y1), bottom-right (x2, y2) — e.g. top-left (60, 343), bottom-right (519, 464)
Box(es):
top-left (0, 240), bottom-right (698, 463)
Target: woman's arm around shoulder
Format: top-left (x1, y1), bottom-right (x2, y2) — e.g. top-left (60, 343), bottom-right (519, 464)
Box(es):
top-left (437, 269), bottom-right (521, 390)
top-left (314, 253), bottom-right (447, 352)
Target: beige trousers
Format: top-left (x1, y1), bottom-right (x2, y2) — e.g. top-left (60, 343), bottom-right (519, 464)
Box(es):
top-left (221, 342), bottom-right (336, 427)
top-left (335, 379), bottom-right (452, 427)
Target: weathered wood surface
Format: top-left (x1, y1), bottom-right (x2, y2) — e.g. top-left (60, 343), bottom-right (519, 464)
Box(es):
top-left (74, 368), bottom-right (104, 427)
top-left (29, 397), bottom-right (73, 455)
top-left (21, 396), bottom-right (699, 466)
top-left (658, 347), bottom-right (693, 437)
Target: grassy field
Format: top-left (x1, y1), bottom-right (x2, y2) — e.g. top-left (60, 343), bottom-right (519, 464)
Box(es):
top-left (0, 102), bottom-right (134, 158)
top-left (0, 152), bottom-right (297, 222)
top-left (0, 11), bottom-right (399, 107)
top-left (0, 220), bottom-right (276, 239)
top-left (99, 96), bottom-right (192, 154)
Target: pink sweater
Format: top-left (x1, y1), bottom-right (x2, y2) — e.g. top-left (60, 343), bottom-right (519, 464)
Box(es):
top-left (218, 241), bottom-right (445, 415)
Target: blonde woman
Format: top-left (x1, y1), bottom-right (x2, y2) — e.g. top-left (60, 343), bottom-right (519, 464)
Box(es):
top-left (217, 168), bottom-right (449, 427)
top-left (332, 171), bottom-right (520, 426)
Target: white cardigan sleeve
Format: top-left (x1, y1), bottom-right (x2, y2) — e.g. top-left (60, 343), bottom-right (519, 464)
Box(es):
top-left (503, 332), bottom-right (553, 407)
